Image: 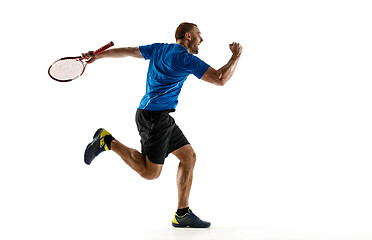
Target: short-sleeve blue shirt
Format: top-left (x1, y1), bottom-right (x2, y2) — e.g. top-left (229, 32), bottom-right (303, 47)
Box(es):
top-left (138, 43), bottom-right (210, 111)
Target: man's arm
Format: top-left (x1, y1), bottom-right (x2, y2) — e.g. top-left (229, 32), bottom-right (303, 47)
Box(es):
top-left (201, 42), bottom-right (242, 86)
top-left (81, 47), bottom-right (143, 63)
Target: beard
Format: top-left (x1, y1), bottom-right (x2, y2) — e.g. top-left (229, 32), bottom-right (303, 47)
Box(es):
top-left (189, 42), bottom-right (199, 54)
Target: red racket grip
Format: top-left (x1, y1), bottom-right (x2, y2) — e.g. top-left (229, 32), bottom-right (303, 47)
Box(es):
top-left (92, 41), bottom-right (114, 56)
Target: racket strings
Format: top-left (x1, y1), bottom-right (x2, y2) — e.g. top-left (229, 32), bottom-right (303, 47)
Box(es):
top-left (49, 59), bottom-right (85, 81)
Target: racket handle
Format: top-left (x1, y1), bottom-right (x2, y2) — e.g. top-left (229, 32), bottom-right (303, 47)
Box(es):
top-left (92, 41), bottom-right (114, 56)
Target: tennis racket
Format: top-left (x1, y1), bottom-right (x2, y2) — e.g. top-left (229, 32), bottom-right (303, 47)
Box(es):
top-left (48, 41), bottom-right (114, 82)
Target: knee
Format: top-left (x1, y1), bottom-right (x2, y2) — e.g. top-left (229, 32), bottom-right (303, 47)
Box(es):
top-left (185, 150), bottom-right (197, 166)
top-left (140, 169), bottom-right (161, 180)
top-left (191, 151), bottom-right (197, 164)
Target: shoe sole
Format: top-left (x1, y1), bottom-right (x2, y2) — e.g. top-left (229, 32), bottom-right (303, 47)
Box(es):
top-left (84, 128), bottom-right (105, 165)
top-left (172, 223), bottom-right (211, 228)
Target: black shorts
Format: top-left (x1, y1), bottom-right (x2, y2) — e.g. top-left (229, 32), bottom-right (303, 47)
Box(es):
top-left (135, 109), bottom-right (190, 164)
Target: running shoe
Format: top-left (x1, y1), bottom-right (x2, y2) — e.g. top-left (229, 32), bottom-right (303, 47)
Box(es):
top-left (172, 209), bottom-right (211, 228)
top-left (84, 128), bottom-right (111, 165)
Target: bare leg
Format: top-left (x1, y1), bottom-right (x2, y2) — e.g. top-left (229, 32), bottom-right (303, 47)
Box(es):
top-left (111, 139), bottom-right (162, 180)
top-left (172, 144), bottom-right (196, 209)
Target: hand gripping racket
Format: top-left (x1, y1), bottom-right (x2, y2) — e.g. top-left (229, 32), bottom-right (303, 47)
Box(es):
top-left (48, 41), bottom-right (114, 82)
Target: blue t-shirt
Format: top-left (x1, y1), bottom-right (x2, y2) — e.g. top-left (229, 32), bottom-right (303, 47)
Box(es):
top-left (138, 43), bottom-right (210, 111)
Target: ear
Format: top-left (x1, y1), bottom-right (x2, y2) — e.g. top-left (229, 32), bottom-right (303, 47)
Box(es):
top-left (185, 32), bottom-right (192, 41)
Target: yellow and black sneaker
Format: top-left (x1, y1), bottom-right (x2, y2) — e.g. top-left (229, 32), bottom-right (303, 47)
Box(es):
top-left (172, 209), bottom-right (211, 228)
top-left (84, 128), bottom-right (113, 165)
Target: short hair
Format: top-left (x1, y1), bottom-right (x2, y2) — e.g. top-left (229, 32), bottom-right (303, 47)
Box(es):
top-left (175, 22), bottom-right (197, 40)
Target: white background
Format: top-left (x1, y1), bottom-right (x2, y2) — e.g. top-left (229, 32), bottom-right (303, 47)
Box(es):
top-left (1, 0), bottom-right (371, 239)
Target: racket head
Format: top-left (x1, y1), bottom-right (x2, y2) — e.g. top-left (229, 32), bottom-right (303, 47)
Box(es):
top-left (48, 57), bottom-right (86, 82)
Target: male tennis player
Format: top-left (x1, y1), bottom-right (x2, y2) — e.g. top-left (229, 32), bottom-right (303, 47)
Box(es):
top-left (83, 22), bottom-right (242, 228)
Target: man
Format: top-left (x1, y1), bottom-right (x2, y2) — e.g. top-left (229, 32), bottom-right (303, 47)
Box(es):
top-left (82, 22), bottom-right (242, 228)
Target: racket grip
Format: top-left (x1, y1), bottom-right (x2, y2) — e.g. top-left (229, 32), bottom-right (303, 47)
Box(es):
top-left (92, 41), bottom-right (114, 56)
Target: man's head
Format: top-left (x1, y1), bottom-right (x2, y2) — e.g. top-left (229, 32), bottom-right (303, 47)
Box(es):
top-left (175, 22), bottom-right (203, 54)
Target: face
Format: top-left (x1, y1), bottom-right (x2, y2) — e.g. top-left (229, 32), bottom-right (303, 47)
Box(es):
top-left (188, 27), bottom-right (203, 54)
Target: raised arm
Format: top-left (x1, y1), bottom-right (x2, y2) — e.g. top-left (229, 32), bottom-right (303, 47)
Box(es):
top-left (201, 42), bottom-right (242, 86)
top-left (81, 47), bottom-right (143, 63)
